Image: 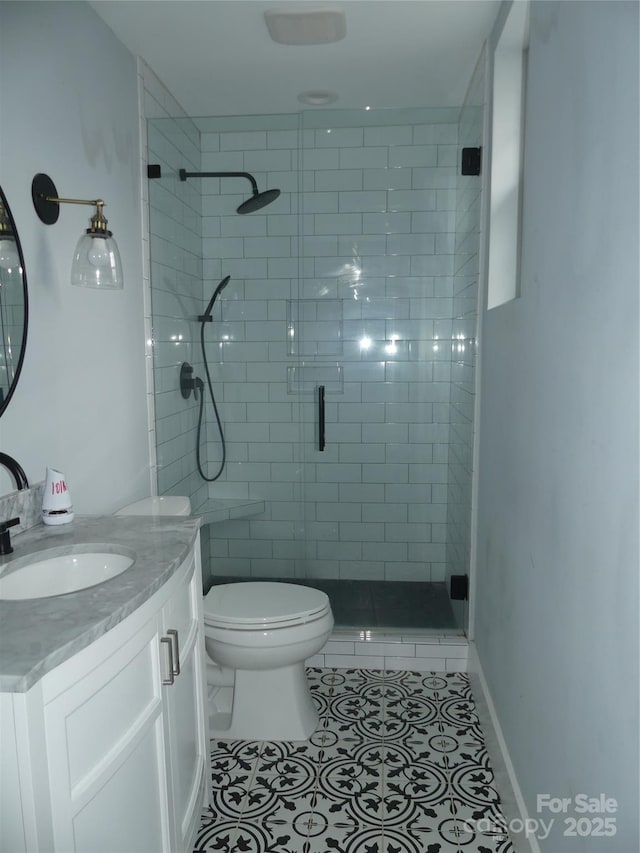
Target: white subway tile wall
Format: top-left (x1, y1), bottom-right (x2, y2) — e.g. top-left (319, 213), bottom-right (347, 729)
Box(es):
top-left (307, 631), bottom-right (468, 672)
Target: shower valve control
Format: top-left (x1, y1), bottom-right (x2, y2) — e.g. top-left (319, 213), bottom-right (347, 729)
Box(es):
top-left (180, 362), bottom-right (202, 400)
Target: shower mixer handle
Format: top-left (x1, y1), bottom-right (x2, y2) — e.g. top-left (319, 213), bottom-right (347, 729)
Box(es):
top-left (180, 362), bottom-right (203, 400)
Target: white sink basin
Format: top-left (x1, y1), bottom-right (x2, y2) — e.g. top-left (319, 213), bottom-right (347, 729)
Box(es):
top-left (0, 551), bottom-right (135, 600)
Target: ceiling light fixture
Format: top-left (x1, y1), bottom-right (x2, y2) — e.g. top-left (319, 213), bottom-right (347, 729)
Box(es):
top-left (31, 173), bottom-right (123, 290)
top-left (265, 6), bottom-right (346, 45)
top-left (297, 90), bottom-right (338, 106)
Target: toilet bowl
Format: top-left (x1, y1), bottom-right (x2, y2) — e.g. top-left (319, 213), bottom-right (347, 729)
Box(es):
top-left (115, 496), bottom-right (334, 742)
top-left (204, 581), bottom-right (333, 741)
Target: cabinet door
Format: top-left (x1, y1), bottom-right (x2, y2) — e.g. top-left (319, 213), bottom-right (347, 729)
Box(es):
top-left (161, 542), bottom-right (208, 853)
top-left (43, 615), bottom-right (172, 853)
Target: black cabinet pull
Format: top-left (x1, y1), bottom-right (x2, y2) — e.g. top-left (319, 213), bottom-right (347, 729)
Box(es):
top-left (318, 385), bottom-right (325, 451)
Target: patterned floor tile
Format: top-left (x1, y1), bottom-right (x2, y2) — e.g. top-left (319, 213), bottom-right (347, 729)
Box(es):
top-left (447, 763), bottom-right (502, 815)
top-left (384, 758), bottom-right (450, 804)
top-left (382, 728), bottom-right (458, 769)
top-left (387, 672), bottom-right (471, 703)
top-left (429, 719), bottom-right (488, 766)
top-left (431, 816), bottom-right (515, 852)
top-left (211, 739), bottom-right (263, 774)
top-left (438, 695), bottom-right (483, 732)
top-left (448, 794), bottom-right (511, 837)
top-left (322, 668), bottom-right (387, 694)
top-left (385, 693), bottom-right (440, 727)
top-left (195, 814), bottom-right (312, 852)
top-left (256, 737), bottom-right (327, 770)
top-left (198, 668), bottom-right (513, 853)
top-left (312, 774), bottom-right (385, 826)
top-left (319, 710), bottom-right (387, 744)
top-left (306, 666), bottom-right (335, 690)
top-left (229, 818), bottom-right (309, 852)
top-left (386, 817), bottom-right (470, 852)
top-left (194, 815), bottom-right (238, 852)
top-left (319, 741), bottom-right (387, 778)
top-left (324, 690), bottom-right (384, 724)
top-left (255, 751), bottom-right (319, 781)
top-left (303, 822), bottom-right (422, 853)
top-left (243, 773), bottom-right (317, 824)
top-left (209, 771), bottom-right (255, 823)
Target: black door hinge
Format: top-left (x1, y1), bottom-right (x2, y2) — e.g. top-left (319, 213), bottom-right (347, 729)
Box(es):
top-left (461, 147), bottom-right (482, 176)
top-left (450, 574), bottom-right (469, 600)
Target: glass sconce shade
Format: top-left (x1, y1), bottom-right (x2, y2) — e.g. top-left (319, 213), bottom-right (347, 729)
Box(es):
top-left (71, 231), bottom-right (123, 289)
top-left (31, 173), bottom-right (124, 290)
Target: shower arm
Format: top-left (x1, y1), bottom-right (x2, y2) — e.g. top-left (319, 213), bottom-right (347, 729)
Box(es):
top-left (178, 169), bottom-right (259, 195)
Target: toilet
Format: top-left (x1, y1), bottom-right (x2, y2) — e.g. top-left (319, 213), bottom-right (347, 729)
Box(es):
top-left (115, 496), bottom-right (334, 742)
top-left (203, 580), bottom-right (333, 741)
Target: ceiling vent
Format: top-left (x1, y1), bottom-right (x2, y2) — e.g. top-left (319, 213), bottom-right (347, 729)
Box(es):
top-left (264, 6), bottom-right (346, 45)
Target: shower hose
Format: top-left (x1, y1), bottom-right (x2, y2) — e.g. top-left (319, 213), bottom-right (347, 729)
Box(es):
top-left (196, 312), bottom-right (226, 481)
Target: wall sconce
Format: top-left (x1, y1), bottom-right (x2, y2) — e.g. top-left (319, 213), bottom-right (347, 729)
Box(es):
top-left (31, 173), bottom-right (123, 289)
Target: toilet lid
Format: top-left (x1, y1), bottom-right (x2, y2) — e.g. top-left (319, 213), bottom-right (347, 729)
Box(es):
top-left (204, 582), bottom-right (331, 630)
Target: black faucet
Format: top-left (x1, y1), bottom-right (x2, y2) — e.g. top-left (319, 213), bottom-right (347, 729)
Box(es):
top-left (0, 517), bottom-right (20, 555)
top-left (0, 453), bottom-right (29, 491)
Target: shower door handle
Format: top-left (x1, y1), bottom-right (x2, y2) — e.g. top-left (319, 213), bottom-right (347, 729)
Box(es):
top-left (318, 385), bottom-right (325, 452)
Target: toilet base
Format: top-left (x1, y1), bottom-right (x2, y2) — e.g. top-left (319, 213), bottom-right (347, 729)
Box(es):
top-left (208, 662), bottom-right (319, 742)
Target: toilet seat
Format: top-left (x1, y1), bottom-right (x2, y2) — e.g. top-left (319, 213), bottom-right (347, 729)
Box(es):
top-left (204, 582), bottom-right (330, 631)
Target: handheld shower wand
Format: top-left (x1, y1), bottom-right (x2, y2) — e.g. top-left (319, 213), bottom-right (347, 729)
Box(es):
top-left (199, 275), bottom-right (230, 322)
top-left (194, 276), bottom-right (232, 482)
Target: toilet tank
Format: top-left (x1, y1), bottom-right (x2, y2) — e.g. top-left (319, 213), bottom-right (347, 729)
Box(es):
top-left (115, 496), bottom-right (191, 517)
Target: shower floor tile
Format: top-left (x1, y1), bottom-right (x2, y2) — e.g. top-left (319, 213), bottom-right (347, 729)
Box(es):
top-left (194, 669), bottom-right (514, 853)
top-left (207, 577), bottom-right (457, 631)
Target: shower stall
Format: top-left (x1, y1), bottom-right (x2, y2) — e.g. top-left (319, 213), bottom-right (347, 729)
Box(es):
top-left (147, 83), bottom-right (484, 636)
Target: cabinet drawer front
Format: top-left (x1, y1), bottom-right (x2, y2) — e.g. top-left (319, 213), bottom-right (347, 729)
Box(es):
top-left (48, 619), bottom-right (161, 796)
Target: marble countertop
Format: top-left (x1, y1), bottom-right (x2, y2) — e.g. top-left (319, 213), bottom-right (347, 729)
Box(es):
top-left (0, 515), bottom-right (200, 693)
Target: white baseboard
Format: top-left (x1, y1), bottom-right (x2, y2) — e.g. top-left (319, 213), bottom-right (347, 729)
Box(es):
top-left (468, 641), bottom-right (541, 853)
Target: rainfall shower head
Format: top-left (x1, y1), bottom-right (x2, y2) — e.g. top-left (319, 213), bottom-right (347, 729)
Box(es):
top-left (200, 275), bottom-right (231, 322)
top-left (179, 169), bottom-right (280, 214)
top-left (237, 187), bottom-right (281, 215)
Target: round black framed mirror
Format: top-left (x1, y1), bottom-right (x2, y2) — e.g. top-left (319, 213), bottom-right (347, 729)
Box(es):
top-left (0, 185), bottom-right (28, 418)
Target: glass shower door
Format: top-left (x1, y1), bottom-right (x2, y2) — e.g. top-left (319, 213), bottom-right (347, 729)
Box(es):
top-left (293, 107), bottom-right (465, 632)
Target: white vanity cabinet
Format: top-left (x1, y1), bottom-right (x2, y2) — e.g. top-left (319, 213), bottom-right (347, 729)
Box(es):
top-left (0, 539), bottom-right (208, 853)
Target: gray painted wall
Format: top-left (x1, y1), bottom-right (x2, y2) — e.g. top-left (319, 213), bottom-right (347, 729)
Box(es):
top-left (475, 2), bottom-right (639, 851)
top-left (0, 2), bottom-right (149, 510)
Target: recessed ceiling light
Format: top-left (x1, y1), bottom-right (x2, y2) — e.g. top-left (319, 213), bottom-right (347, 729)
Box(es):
top-left (297, 90), bottom-right (339, 106)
